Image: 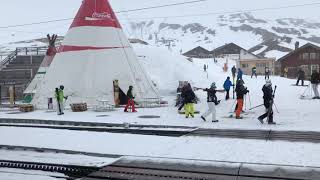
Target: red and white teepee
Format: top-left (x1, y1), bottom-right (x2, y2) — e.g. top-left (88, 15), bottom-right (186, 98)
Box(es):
top-left (32, 0), bottom-right (159, 108)
top-left (24, 34), bottom-right (58, 95)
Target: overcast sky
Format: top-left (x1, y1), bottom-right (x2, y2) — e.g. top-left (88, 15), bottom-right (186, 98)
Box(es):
top-left (0, 0), bottom-right (320, 44)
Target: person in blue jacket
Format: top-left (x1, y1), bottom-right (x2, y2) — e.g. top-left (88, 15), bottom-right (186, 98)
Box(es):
top-left (223, 77), bottom-right (233, 100)
top-left (237, 68), bottom-right (243, 80)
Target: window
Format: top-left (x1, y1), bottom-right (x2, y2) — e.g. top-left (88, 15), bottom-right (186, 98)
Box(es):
top-left (257, 63), bottom-right (266, 68)
top-left (242, 64), bottom-right (249, 68)
top-left (302, 53), bottom-right (309, 60)
top-left (311, 64), bottom-right (319, 72)
top-left (310, 53), bottom-right (317, 60)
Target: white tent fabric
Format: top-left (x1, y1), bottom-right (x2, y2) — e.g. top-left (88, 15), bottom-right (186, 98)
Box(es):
top-left (32, 0), bottom-right (159, 109)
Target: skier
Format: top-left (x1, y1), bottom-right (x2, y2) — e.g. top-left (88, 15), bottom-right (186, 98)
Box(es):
top-left (237, 68), bottom-right (243, 80)
top-left (284, 67), bottom-right (288, 78)
top-left (223, 77), bottom-right (233, 100)
top-left (235, 79), bottom-right (249, 119)
top-left (203, 64), bottom-right (207, 72)
top-left (55, 85), bottom-right (67, 115)
top-left (265, 67), bottom-right (270, 80)
top-left (296, 68), bottom-right (305, 86)
top-left (258, 79), bottom-right (276, 124)
top-left (181, 83), bottom-right (196, 118)
top-left (251, 66), bottom-right (257, 78)
top-left (124, 86), bottom-right (137, 112)
top-left (201, 82), bottom-right (225, 122)
top-left (310, 70), bottom-right (320, 99)
top-left (231, 66), bottom-right (237, 79)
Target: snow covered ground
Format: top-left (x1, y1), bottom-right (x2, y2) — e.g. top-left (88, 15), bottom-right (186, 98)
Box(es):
top-left (1, 45), bottom-right (319, 132)
top-left (0, 127), bottom-right (320, 167)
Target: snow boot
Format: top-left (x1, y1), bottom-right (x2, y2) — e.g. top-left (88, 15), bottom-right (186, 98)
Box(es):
top-left (236, 116), bottom-right (243, 119)
top-left (268, 122), bottom-right (276, 125)
top-left (201, 116), bottom-right (206, 122)
top-left (258, 117), bottom-right (264, 124)
top-left (212, 120), bottom-right (219, 123)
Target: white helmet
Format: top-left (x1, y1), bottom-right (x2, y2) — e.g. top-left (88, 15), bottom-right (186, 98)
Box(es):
top-left (265, 79), bottom-right (272, 86)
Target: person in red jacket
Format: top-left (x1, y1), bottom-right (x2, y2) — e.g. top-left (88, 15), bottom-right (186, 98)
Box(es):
top-left (124, 86), bottom-right (137, 112)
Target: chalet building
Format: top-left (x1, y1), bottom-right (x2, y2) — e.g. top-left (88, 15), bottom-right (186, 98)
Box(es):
top-left (183, 46), bottom-right (213, 59)
top-left (278, 43), bottom-right (320, 78)
top-left (211, 43), bottom-right (246, 59)
top-left (237, 49), bottom-right (276, 75)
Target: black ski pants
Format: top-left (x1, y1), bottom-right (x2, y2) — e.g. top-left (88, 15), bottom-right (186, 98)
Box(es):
top-left (296, 78), bottom-right (304, 86)
top-left (258, 99), bottom-right (273, 123)
top-left (226, 89), bottom-right (230, 100)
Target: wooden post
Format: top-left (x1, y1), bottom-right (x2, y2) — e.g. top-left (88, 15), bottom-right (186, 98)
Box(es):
top-left (9, 86), bottom-right (14, 108)
top-left (113, 80), bottom-right (120, 107)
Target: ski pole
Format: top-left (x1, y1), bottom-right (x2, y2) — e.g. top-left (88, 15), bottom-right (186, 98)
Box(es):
top-left (248, 92), bottom-right (252, 109)
top-left (273, 102), bottom-right (280, 114)
top-left (249, 104), bottom-right (264, 110)
top-left (230, 99), bottom-right (237, 112)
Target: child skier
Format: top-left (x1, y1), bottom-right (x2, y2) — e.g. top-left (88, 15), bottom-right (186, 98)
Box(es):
top-left (181, 83), bottom-right (196, 118)
top-left (201, 82), bottom-right (225, 122)
top-left (251, 66), bottom-right (257, 78)
top-left (124, 86), bottom-right (137, 112)
top-left (55, 85), bottom-right (67, 115)
top-left (235, 79), bottom-right (249, 119)
top-left (223, 77), bottom-right (233, 100)
top-left (258, 79), bottom-right (276, 124)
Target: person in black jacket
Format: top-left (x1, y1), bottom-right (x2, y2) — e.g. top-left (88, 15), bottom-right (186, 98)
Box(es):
top-left (124, 86), bottom-right (137, 112)
top-left (296, 68), bottom-right (305, 86)
top-left (231, 66), bottom-right (237, 79)
top-left (258, 79), bottom-right (276, 124)
top-left (235, 79), bottom-right (249, 119)
top-left (181, 83), bottom-right (196, 118)
top-left (311, 70), bottom-right (320, 99)
top-left (200, 82), bottom-right (225, 122)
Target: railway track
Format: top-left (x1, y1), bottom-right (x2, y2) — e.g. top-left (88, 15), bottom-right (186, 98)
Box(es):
top-left (82, 157), bottom-right (320, 180)
top-left (0, 160), bottom-right (99, 179)
top-left (1, 118), bottom-right (320, 142)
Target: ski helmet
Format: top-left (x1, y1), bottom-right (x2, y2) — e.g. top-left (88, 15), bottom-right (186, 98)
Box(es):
top-left (265, 79), bottom-right (272, 86)
top-left (60, 85), bottom-right (64, 90)
top-left (211, 82), bottom-right (217, 89)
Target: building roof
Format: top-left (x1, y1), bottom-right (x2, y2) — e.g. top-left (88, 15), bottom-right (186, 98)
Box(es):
top-left (278, 43), bottom-right (320, 62)
top-left (183, 46), bottom-right (211, 56)
top-left (211, 43), bottom-right (243, 55)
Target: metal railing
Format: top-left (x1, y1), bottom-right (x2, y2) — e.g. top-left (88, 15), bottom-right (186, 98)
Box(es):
top-left (0, 47), bottom-right (47, 70)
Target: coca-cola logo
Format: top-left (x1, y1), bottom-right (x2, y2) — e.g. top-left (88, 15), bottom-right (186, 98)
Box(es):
top-left (91, 12), bottom-right (115, 21)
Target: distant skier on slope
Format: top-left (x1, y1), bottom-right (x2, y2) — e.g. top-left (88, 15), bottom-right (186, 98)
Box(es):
top-left (310, 70), bottom-right (320, 99)
top-left (251, 66), bottom-right (257, 78)
top-left (181, 83), bottom-right (196, 118)
top-left (296, 68), bottom-right (305, 86)
top-left (231, 66), bottom-right (237, 79)
top-left (223, 77), bottom-right (233, 100)
top-left (203, 64), bottom-right (207, 72)
top-left (235, 79), bottom-right (249, 119)
top-left (124, 86), bottom-right (137, 112)
top-left (258, 79), bottom-right (276, 124)
top-left (200, 82), bottom-right (225, 122)
top-left (265, 67), bottom-right (270, 80)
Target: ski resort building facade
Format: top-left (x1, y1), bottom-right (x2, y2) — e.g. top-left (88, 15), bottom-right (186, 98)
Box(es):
top-left (237, 49), bottom-right (276, 75)
top-left (278, 43), bottom-right (320, 78)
